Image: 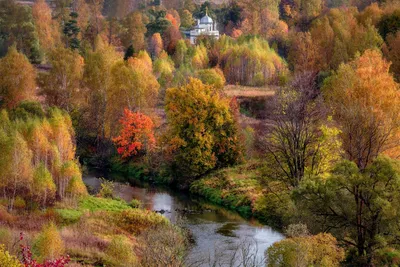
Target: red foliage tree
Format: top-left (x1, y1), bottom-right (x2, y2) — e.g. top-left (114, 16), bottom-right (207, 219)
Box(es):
top-left (113, 109), bottom-right (156, 159)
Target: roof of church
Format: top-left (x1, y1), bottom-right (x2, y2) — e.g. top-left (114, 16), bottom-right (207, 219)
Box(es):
top-left (200, 14), bottom-right (213, 24)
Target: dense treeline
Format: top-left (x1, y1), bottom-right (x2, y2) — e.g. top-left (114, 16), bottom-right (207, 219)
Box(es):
top-left (1, 0), bottom-right (400, 266)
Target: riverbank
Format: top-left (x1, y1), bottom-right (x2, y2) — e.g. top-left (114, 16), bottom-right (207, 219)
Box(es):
top-left (83, 174), bottom-right (284, 266)
top-left (189, 160), bottom-right (294, 230)
top-left (0, 194), bottom-right (187, 266)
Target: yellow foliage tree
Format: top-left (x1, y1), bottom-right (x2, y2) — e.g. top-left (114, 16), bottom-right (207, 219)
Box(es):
top-left (39, 47), bottom-right (84, 112)
top-left (0, 47), bottom-right (37, 108)
top-left (33, 222), bottom-right (65, 263)
top-left (32, 0), bottom-right (61, 53)
top-left (267, 233), bottom-right (345, 267)
top-left (33, 163), bottom-right (56, 207)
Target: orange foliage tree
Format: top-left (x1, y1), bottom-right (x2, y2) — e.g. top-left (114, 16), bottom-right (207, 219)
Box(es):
top-left (113, 109), bottom-right (156, 159)
top-left (0, 47), bottom-right (37, 108)
top-left (324, 49), bottom-right (400, 169)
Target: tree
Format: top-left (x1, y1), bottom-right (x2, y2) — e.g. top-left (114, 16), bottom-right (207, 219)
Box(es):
top-left (221, 38), bottom-right (286, 86)
top-left (264, 73), bottom-right (341, 188)
top-left (267, 233), bottom-right (345, 267)
top-left (196, 68), bottom-right (226, 90)
top-left (164, 78), bottom-right (243, 181)
top-left (180, 9), bottom-right (194, 28)
top-left (378, 10), bottom-right (400, 40)
top-left (1, 132), bottom-right (33, 211)
top-left (382, 31), bottom-right (400, 81)
top-left (162, 25), bottom-right (182, 54)
top-left (0, 47), bottom-right (37, 108)
top-left (39, 47), bottom-right (84, 112)
top-left (295, 157), bottom-right (400, 265)
top-left (288, 31), bottom-right (322, 73)
top-left (149, 33), bottom-right (163, 59)
top-left (33, 223), bottom-right (65, 263)
top-left (63, 11), bottom-right (81, 50)
top-left (237, 0), bottom-right (280, 36)
top-left (121, 11), bottom-right (147, 51)
top-left (146, 10), bottom-right (172, 37)
top-left (173, 39), bottom-right (188, 67)
top-left (32, 0), bottom-right (61, 53)
top-left (32, 163), bottom-right (56, 207)
top-left (310, 8), bottom-right (383, 71)
top-left (323, 49), bottom-right (400, 170)
top-left (113, 109), bottom-right (156, 159)
top-left (106, 52), bottom-right (159, 136)
top-left (0, 0), bottom-right (42, 62)
top-left (83, 38), bottom-right (120, 146)
top-left (153, 51), bottom-right (175, 88)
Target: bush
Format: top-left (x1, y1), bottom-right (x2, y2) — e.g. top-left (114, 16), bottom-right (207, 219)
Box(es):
top-left (0, 227), bottom-right (13, 253)
top-left (129, 199), bottom-right (141, 208)
top-left (0, 245), bottom-right (22, 267)
top-left (33, 222), bottom-right (65, 262)
top-left (106, 235), bottom-right (137, 267)
top-left (116, 209), bottom-right (169, 234)
top-left (138, 225), bottom-right (187, 267)
top-left (196, 68), bottom-right (226, 90)
top-left (56, 209), bottom-right (83, 224)
top-left (14, 196), bottom-right (26, 210)
top-left (98, 178), bottom-right (114, 199)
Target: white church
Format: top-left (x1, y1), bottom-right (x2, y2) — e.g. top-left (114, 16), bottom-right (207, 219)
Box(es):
top-left (185, 12), bottom-right (220, 44)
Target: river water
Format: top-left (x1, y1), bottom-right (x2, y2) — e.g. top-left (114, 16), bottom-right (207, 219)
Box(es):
top-left (83, 176), bottom-right (283, 267)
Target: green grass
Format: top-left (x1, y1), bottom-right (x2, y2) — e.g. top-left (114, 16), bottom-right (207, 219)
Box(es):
top-left (190, 161), bottom-right (295, 228)
top-left (78, 196), bottom-right (131, 212)
top-left (56, 196), bottom-right (133, 224)
top-left (56, 209), bottom-right (83, 224)
top-left (190, 161), bottom-right (264, 218)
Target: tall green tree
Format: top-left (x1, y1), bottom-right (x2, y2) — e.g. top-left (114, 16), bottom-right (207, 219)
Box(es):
top-left (0, 0), bottom-right (42, 62)
top-left (295, 157), bottom-right (400, 265)
top-left (63, 11), bottom-right (81, 50)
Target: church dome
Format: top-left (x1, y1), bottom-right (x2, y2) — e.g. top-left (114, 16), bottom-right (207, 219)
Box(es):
top-left (200, 15), bottom-right (213, 24)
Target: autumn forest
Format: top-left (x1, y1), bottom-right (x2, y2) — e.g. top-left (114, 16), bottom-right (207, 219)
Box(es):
top-left (1, 0), bottom-right (400, 266)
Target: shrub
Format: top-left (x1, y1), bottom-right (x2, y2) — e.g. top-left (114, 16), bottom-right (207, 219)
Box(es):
top-left (106, 235), bottom-right (137, 267)
top-left (98, 178), bottom-right (114, 199)
top-left (116, 209), bottom-right (169, 234)
top-left (56, 209), bottom-right (83, 224)
top-left (0, 245), bottom-right (22, 267)
top-left (129, 199), bottom-right (141, 208)
top-left (266, 233), bottom-right (345, 267)
top-left (33, 222), bottom-right (65, 262)
top-left (196, 68), bottom-right (226, 90)
top-left (0, 227), bottom-right (14, 253)
top-left (13, 196), bottom-right (26, 210)
top-left (138, 225), bottom-right (187, 267)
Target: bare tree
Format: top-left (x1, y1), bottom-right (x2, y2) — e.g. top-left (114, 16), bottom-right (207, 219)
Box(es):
top-left (262, 72), bottom-right (326, 188)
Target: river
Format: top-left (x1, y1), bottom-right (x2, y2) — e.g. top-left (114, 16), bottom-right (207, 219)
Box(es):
top-left (83, 175), bottom-right (284, 267)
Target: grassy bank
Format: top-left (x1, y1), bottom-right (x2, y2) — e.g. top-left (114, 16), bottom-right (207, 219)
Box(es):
top-left (0, 195), bottom-right (187, 266)
top-left (190, 160), bottom-right (294, 229)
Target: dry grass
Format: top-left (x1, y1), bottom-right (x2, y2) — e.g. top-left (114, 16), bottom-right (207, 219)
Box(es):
top-left (224, 85), bottom-right (277, 98)
top-left (0, 195), bottom-right (186, 266)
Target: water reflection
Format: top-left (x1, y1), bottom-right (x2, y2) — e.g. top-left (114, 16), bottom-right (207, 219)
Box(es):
top-left (83, 176), bottom-right (284, 266)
